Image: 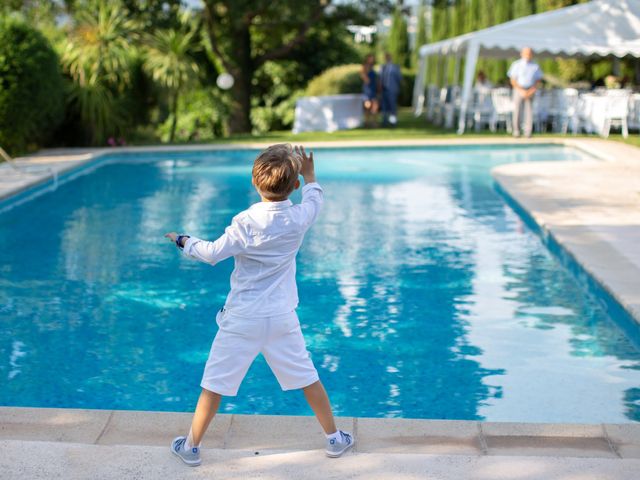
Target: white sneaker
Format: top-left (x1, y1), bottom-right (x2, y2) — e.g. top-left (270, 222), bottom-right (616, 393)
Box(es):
top-left (325, 430), bottom-right (355, 457)
top-left (171, 436), bottom-right (201, 466)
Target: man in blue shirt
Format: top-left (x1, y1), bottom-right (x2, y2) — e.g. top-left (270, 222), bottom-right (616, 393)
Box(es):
top-left (508, 47), bottom-right (543, 137)
top-left (380, 52), bottom-right (402, 127)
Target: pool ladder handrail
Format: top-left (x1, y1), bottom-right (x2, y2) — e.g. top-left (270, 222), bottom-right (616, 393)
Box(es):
top-left (1, 146), bottom-right (58, 189)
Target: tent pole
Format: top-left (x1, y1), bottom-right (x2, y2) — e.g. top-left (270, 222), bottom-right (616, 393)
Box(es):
top-left (413, 54), bottom-right (429, 116)
top-left (457, 42), bottom-right (480, 135)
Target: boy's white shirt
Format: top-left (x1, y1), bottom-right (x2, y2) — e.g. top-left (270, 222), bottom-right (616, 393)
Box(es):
top-left (182, 182), bottom-right (323, 317)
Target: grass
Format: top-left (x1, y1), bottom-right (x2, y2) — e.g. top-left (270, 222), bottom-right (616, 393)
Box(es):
top-left (132, 107), bottom-right (635, 147)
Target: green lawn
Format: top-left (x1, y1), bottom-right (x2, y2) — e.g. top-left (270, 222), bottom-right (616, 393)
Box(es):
top-left (154, 107), bottom-right (635, 146)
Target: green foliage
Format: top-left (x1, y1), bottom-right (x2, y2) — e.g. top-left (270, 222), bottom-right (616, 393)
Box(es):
top-left (306, 64), bottom-right (363, 96)
top-left (0, 16), bottom-right (65, 154)
top-left (512, 0), bottom-right (534, 18)
top-left (428, 1), bottom-right (448, 84)
top-left (250, 60), bottom-right (305, 134)
top-left (535, 0), bottom-right (572, 11)
top-left (465, 0), bottom-right (481, 33)
top-left (60, 0), bottom-right (137, 144)
top-left (156, 88), bottom-right (227, 142)
top-left (556, 58), bottom-right (588, 83)
top-left (143, 10), bottom-right (201, 141)
top-left (413, 0), bottom-right (427, 68)
top-left (398, 69), bottom-right (416, 107)
top-left (388, 6), bottom-right (409, 68)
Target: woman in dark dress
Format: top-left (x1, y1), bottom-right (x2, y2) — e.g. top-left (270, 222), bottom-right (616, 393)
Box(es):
top-left (360, 54), bottom-right (379, 127)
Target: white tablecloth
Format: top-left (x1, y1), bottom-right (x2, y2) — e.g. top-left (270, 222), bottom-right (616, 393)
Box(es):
top-left (293, 94), bottom-right (363, 133)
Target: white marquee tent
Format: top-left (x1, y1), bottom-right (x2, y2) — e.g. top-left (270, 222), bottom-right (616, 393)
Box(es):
top-left (412, 0), bottom-right (640, 133)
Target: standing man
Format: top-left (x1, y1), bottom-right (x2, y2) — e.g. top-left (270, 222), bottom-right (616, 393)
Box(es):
top-left (508, 47), bottom-right (543, 138)
top-left (380, 52), bottom-right (402, 127)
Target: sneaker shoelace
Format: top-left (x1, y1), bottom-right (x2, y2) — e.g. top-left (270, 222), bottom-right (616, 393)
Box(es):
top-left (340, 431), bottom-right (352, 445)
top-left (175, 438), bottom-right (186, 451)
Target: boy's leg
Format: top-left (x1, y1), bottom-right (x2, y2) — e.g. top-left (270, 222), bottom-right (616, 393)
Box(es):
top-left (303, 380), bottom-right (337, 434)
top-left (188, 388), bottom-right (222, 446)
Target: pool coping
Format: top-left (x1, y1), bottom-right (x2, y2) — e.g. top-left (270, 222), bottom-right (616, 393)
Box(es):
top-left (1, 406), bottom-right (639, 459)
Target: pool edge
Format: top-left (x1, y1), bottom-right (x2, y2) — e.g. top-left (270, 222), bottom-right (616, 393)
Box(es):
top-left (1, 406), bottom-right (638, 459)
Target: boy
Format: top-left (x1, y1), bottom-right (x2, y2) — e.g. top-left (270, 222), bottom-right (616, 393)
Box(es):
top-left (164, 144), bottom-right (354, 466)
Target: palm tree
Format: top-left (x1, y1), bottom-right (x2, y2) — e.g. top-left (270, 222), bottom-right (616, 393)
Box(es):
top-left (144, 12), bottom-right (200, 143)
top-left (60, 0), bottom-right (136, 144)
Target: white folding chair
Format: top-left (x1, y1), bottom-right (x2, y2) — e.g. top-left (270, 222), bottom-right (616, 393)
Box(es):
top-left (603, 93), bottom-right (630, 138)
top-left (490, 88), bottom-right (513, 133)
top-left (468, 89), bottom-right (493, 131)
top-left (444, 86), bottom-right (461, 129)
top-left (533, 90), bottom-right (551, 133)
top-left (426, 85), bottom-right (440, 122)
top-left (628, 94), bottom-right (640, 131)
top-left (433, 87), bottom-right (449, 126)
top-left (547, 88), bottom-right (580, 134)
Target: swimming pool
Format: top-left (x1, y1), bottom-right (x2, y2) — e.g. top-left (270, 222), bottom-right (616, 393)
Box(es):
top-left (1, 145), bottom-right (639, 423)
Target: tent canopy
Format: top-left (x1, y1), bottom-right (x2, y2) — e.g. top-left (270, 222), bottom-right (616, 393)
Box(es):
top-left (412, 0), bottom-right (640, 132)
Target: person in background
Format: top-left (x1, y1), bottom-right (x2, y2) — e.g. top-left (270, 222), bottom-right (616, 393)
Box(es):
top-left (474, 70), bottom-right (493, 92)
top-left (508, 47), bottom-right (543, 138)
top-left (360, 54), bottom-right (379, 127)
top-left (380, 52), bottom-right (402, 127)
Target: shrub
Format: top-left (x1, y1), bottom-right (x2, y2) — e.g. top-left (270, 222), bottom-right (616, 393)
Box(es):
top-left (0, 16), bottom-right (64, 155)
top-left (306, 64), bottom-right (362, 96)
top-left (306, 64), bottom-right (416, 107)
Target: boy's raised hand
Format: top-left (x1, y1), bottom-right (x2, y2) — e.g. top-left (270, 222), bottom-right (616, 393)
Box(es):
top-left (165, 232), bottom-right (178, 243)
top-left (295, 145), bottom-right (316, 184)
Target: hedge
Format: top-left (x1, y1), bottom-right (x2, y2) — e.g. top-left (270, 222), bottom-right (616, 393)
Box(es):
top-left (305, 64), bottom-right (416, 107)
top-left (0, 17), bottom-right (65, 155)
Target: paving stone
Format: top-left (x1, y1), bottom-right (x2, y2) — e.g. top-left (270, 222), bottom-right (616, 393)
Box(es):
top-left (357, 417), bottom-right (482, 455)
top-left (0, 406), bottom-right (111, 444)
top-left (97, 410), bottom-right (232, 448)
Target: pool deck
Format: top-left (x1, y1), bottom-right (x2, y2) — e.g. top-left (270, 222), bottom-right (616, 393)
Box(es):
top-left (2, 407), bottom-right (640, 479)
top-left (2, 137), bottom-right (640, 478)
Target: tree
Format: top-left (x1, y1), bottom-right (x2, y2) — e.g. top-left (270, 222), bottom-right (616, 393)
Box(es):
top-left (512, 0), bottom-right (534, 18)
top-left (429, 0), bottom-right (448, 84)
top-left (413, 0), bottom-right (427, 68)
top-left (465, 0), bottom-right (481, 33)
top-left (200, 0), bottom-right (391, 133)
top-left (492, 0), bottom-right (512, 83)
top-left (144, 11), bottom-right (201, 142)
top-left (201, 1), bottom-right (328, 134)
top-left (388, 4), bottom-right (409, 68)
top-left (0, 16), bottom-right (65, 154)
top-left (60, 0), bottom-right (137, 143)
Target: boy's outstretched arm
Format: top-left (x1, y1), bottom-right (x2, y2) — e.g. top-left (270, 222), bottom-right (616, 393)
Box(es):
top-left (164, 222), bottom-right (245, 266)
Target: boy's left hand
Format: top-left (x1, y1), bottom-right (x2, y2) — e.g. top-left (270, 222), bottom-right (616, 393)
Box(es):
top-left (165, 232), bottom-right (178, 243)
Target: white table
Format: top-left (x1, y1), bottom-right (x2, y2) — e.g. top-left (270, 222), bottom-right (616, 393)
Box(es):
top-left (293, 94), bottom-right (363, 133)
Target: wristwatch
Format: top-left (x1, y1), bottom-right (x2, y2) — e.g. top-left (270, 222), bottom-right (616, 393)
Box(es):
top-left (176, 235), bottom-right (190, 250)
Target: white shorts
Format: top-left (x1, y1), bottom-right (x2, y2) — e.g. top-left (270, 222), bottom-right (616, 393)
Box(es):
top-left (200, 309), bottom-right (319, 396)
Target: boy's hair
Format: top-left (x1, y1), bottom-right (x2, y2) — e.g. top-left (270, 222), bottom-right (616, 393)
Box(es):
top-left (252, 144), bottom-right (301, 201)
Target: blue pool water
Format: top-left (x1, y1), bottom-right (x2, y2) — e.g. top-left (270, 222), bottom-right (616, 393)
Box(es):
top-left (1, 145), bottom-right (640, 423)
